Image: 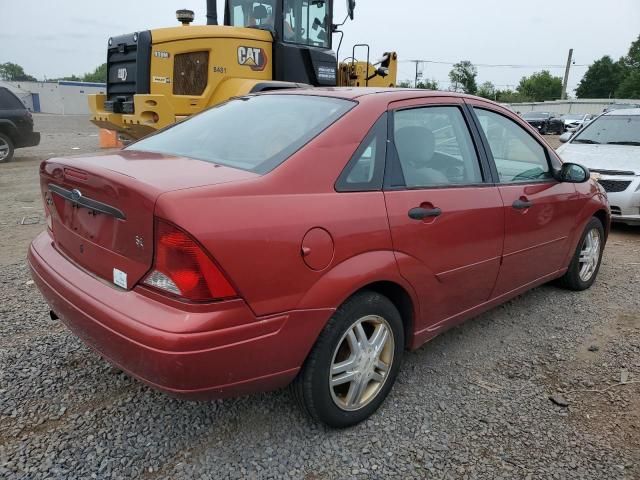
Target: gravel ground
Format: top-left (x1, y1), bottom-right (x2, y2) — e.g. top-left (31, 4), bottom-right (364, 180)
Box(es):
top-left (0, 117), bottom-right (639, 479)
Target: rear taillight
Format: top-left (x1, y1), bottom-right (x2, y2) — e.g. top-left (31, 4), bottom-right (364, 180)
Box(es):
top-left (142, 219), bottom-right (237, 302)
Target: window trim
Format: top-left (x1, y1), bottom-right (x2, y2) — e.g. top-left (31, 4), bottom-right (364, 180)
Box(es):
top-left (382, 103), bottom-right (494, 192)
top-left (335, 113), bottom-right (387, 192)
top-left (469, 106), bottom-right (558, 186)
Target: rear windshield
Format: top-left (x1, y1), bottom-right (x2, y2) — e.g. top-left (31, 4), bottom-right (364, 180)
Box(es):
top-left (0, 88), bottom-right (25, 110)
top-left (572, 115), bottom-right (640, 146)
top-left (128, 95), bottom-right (355, 174)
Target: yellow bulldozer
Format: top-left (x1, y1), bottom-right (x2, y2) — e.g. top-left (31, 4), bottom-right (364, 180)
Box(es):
top-left (90, 0), bottom-right (398, 140)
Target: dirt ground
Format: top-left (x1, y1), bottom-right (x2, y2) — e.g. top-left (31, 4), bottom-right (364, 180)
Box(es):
top-left (0, 115), bottom-right (638, 479)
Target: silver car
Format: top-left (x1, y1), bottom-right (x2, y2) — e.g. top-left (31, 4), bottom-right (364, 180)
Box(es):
top-left (558, 108), bottom-right (640, 225)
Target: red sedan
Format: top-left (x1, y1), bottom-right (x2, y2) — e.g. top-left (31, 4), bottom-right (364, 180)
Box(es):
top-left (29, 89), bottom-right (609, 427)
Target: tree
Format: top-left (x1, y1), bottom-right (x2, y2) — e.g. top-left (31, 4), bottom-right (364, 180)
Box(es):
top-left (516, 70), bottom-right (562, 102)
top-left (449, 61), bottom-right (477, 94)
top-left (621, 34), bottom-right (640, 70)
top-left (494, 89), bottom-right (530, 103)
top-left (397, 80), bottom-right (412, 88)
top-left (83, 63), bottom-right (107, 83)
top-left (477, 81), bottom-right (497, 100)
top-left (0, 62), bottom-right (37, 81)
top-left (616, 70), bottom-right (640, 98)
top-left (416, 79), bottom-right (439, 90)
top-left (575, 56), bottom-right (626, 98)
top-left (615, 35), bottom-right (640, 98)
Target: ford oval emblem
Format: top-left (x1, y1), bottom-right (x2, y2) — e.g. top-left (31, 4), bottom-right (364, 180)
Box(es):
top-left (71, 189), bottom-right (82, 202)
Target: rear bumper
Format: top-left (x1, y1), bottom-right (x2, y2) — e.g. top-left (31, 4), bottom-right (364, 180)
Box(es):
top-left (28, 231), bottom-right (331, 399)
top-left (89, 93), bottom-right (176, 140)
top-left (15, 131), bottom-right (40, 148)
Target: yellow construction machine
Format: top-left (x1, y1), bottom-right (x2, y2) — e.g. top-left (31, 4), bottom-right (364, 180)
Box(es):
top-left (90, 0), bottom-right (397, 139)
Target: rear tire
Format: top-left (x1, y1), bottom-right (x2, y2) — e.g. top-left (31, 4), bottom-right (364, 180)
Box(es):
top-left (558, 217), bottom-right (604, 291)
top-left (0, 133), bottom-right (14, 163)
top-left (292, 291), bottom-right (404, 428)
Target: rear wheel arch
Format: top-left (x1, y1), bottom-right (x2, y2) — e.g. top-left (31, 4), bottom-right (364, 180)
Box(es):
top-left (359, 281), bottom-right (415, 349)
top-left (0, 120), bottom-right (18, 140)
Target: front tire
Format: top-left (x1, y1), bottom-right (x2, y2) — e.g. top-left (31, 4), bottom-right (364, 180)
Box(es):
top-left (292, 291), bottom-right (404, 428)
top-left (0, 133), bottom-right (14, 163)
top-left (558, 217), bottom-right (604, 291)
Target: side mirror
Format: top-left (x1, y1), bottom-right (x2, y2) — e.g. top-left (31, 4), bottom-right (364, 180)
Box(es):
top-left (346, 0), bottom-right (356, 20)
top-left (558, 162), bottom-right (590, 183)
top-left (559, 132), bottom-right (572, 143)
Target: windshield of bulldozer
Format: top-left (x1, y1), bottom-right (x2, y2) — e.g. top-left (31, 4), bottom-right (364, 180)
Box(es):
top-left (228, 0), bottom-right (330, 48)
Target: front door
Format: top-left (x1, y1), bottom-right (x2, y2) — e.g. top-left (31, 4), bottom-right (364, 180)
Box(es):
top-left (383, 98), bottom-right (504, 338)
top-left (469, 103), bottom-right (583, 297)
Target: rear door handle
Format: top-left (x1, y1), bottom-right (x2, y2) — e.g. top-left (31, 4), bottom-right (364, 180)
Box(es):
top-left (512, 198), bottom-right (533, 210)
top-left (408, 206), bottom-right (442, 220)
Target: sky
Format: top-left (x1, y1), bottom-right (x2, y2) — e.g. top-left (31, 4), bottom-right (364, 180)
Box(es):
top-left (1, 0), bottom-right (639, 95)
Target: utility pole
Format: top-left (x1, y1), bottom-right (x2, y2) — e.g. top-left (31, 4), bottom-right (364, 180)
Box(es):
top-left (410, 60), bottom-right (423, 88)
top-left (561, 48), bottom-right (573, 100)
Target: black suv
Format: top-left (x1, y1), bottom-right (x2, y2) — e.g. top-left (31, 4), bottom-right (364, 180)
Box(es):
top-left (0, 87), bottom-right (40, 162)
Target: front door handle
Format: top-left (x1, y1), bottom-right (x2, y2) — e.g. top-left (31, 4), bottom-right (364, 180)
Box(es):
top-left (408, 206), bottom-right (442, 220)
top-left (512, 198), bottom-right (533, 210)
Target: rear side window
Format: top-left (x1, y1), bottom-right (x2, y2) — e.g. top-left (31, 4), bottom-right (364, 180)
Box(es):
top-left (336, 114), bottom-right (387, 191)
top-left (129, 95), bottom-right (355, 174)
top-left (0, 88), bottom-right (25, 110)
top-left (474, 108), bottom-right (552, 183)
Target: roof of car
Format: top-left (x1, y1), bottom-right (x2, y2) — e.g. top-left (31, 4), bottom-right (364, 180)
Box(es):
top-left (262, 87), bottom-right (483, 102)
top-left (604, 107), bottom-right (640, 116)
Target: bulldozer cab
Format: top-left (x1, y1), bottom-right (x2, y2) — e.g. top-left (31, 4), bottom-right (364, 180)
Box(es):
top-left (224, 0), bottom-right (338, 85)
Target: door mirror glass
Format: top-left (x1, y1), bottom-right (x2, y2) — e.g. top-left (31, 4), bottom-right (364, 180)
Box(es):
top-left (559, 162), bottom-right (589, 183)
top-left (346, 0), bottom-right (356, 19)
top-left (559, 132), bottom-right (572, 143)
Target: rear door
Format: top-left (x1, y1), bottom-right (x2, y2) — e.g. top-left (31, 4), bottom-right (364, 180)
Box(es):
top-left (468, 101), bottom-right (583, 296)
top-left (383, 97), bottom-right (504, 337)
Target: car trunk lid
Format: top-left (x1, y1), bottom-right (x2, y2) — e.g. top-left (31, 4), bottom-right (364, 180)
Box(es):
top-left (41, 151), bottom-right (257, 289)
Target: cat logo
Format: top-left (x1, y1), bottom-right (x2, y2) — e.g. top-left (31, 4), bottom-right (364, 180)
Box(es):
top-left (237, 46), bottom-right (267, 71)
top-left (117, 67), bottom-right (128, 81)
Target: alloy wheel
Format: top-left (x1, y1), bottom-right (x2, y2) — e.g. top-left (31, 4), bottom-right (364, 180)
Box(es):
top-left (0, 137), bottom-right (9, 161)
top-left (329, 315), bottom-right (395, 411)
top-left (578, 228), bottom-right (601, 282)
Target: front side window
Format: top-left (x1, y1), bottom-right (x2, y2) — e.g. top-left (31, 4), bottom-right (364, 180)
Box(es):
top-left (392, 106), bottom-right (483, 188)
top-left (572, 114), bottom-right (640, 146)
top-left (474, 108), bottom-right (552, 183)
top-left (129, 95), bottom-right (354, 174)
top-left (283, 0), bottom-right (330, 47)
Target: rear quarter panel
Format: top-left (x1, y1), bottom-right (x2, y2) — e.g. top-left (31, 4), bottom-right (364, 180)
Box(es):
top-left (154, 99), bottom-right (401, 317)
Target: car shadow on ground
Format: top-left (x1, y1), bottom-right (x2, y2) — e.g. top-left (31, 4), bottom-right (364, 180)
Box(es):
top-left (610, 223), bottom-right (640, 236)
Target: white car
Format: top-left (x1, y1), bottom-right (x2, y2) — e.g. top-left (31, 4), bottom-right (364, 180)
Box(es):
top-left (557, 108), bottom-right (640, 225)
top-left (561, 113), bottom-right (594, 132)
